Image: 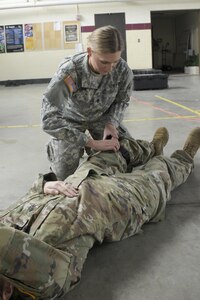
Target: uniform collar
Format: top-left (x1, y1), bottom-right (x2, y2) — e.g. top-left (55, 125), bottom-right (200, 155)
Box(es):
top-left (80, 54), bottom-right (103, 89)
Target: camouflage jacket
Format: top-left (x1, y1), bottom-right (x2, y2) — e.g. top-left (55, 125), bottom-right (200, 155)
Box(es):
top-left (41, 52), bottom-right (133, 146)
top-left (0, 150), bottom-right (169, 299)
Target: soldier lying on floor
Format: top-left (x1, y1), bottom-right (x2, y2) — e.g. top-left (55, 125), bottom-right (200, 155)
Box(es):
top-left (0, 127), bottom-right (200, 300)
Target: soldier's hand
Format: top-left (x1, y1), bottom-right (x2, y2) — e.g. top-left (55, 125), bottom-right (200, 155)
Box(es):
top-left (44, 181), bottom-right (79, 197)
top-left (86, 137), bottom-right (120, 152)
top-left (103, 123), bottom-right (119, 140)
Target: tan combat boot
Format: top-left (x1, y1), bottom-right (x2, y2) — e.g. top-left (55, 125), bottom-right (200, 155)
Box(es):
top-left (152, 127), bottom-right (169, 155)
top-left (183, 127), bottom-right (200, 158)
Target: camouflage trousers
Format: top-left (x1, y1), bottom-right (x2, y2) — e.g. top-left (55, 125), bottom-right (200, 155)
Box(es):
top-left (0, 149), bottom-right (194, 299)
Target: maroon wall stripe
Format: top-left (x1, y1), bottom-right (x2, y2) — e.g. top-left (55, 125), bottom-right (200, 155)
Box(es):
top-left (126, 23), bottom-right (151, 30)
top-left (81, 23), bottom-right (151, 33)
top-left (81, 25), bottom-right (95, 32)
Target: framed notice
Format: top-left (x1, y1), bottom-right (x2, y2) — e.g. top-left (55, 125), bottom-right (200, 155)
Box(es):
top-left (64, 23), bottom-right (79, 43)
top-left (5, 24), bottom-right (24, 52)
top-left (0, 26), bottom-right (5, 53)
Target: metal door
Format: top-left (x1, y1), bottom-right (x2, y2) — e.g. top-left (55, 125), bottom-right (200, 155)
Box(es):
top-left (95, 13), bottom-right (127, 61)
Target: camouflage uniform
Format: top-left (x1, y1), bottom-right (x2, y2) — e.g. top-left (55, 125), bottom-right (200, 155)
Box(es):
top-left (41, 52), bottom-right (133, 180)
top-left (0, 136), bottom-right (194, 299)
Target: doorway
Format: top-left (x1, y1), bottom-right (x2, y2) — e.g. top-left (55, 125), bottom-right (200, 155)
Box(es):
top-left (151, 9), bottom-right (200, 73)
top-left (95, 12), bottom-right (127, 61)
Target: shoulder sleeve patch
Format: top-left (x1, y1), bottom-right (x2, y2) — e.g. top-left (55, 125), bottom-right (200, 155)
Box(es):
top-left (64, 75), bottom-right (77, 93)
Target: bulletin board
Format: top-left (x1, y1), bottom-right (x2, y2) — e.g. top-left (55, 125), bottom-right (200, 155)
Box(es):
top-left (24, 23), bottom-right (43, 51)
top-left (44, 21), bottom-right (62, 50)
top-left (63, 21), bottom-right (80, 49)
top-left (5, 24), bottom-right (24, 52)
top-left (1, 20), bottom-right (81, 53)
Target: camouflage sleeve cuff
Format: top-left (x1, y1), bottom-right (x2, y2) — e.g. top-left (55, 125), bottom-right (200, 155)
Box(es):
top-left (43, 172), bottom-right (58, 182)
top-left (106, 119), bottom-right (119, 128)
top-left (31, 173), bottom-right (57, 194)
top-left (78, 132), bottom-right (91, 147)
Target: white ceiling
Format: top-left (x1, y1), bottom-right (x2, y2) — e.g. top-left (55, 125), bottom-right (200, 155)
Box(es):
top-left (0, 0), bottom-right (121, 10)
top-left (0, 0), bottom-right (200, 10)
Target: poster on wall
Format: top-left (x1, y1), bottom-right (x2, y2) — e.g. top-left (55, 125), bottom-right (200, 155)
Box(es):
top-left (64, 23), bottom-right (79, 43)
top-left (0, 26), bottom-right (5, 53)
top-left (5, 24), bottom-right (24, 52)
top-left (24, 23), bottom-right (34, 50)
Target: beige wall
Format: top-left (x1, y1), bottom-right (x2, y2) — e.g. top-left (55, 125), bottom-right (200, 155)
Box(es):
top-left (0, 2), bottom-right (200, 81)
top-left (126, 30), bottom-right (152, 69)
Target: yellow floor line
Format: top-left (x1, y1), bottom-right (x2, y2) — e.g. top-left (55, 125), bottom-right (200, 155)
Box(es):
top-left (0, 124), bottom-right (40, 129)
top-left (0, 114), bottom-right (199, 128)
top-left (123, 115), bottom-right (199, 122)
top-left (155, 95), bottom-right (200, 116)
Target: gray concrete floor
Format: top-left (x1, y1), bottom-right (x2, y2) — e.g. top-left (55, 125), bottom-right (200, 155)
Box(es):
top-left (0, 74), bottom-right (200, 300)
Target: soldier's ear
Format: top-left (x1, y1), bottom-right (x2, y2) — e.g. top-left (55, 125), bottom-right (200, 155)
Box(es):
top-left (2, 281), bottom-right (13, 300)
top-left (87, 47), bottom-right (92, 57)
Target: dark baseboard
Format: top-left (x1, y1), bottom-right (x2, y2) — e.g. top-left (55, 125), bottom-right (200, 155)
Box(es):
top-left (0, 78), bottom-right (51, 87)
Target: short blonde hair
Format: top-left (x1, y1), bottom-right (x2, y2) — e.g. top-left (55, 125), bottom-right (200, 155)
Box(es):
top-left (87, 25), bottom-right (124, 54)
